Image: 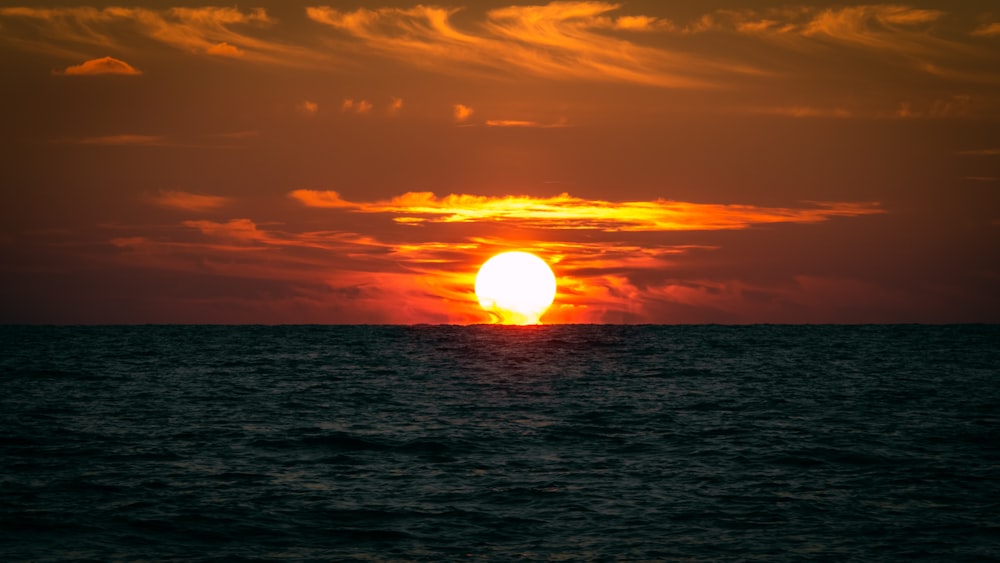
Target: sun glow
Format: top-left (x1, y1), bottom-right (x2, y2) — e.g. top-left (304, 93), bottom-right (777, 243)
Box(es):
top-left (475, 251), bottom-right (557, 325)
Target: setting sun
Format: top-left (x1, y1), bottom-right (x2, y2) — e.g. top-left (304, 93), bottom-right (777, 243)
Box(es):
top-left (475, 251), bottom-right (557, 325)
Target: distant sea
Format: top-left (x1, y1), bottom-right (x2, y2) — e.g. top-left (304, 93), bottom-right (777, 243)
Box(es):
top-left (1, 325), bottom-right (998, 561)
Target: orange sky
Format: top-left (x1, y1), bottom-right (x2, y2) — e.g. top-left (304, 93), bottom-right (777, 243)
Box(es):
top-left (0, 1), bottom-right (998, 323)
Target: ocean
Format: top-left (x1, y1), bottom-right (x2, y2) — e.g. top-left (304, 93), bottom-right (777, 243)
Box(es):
top-left (1, 325), bottom-right (998, 561)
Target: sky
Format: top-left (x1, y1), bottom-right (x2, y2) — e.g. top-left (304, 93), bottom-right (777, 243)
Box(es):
top-left (0, 0), bottom-right (998, 324)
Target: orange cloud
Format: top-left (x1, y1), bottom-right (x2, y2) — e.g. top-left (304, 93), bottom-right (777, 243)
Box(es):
top-left (147, 190), bottom-right (230, 212)
top-left (306, 3), bottom-right (757, 88)
top-left (182, 218), bottom-right (265, 243)
top-left (485, 119), bottom-right (538, 127)
top-left (679, 5), bottom-right (996, 91)
top-left (689, 5), bottom-right (945, 41)
top-left (0, 7), bottom-right (324, 66)
top-left (610, 15), bottom-right (675, 32)
top-left (101, 188), bottom-right (894, 324)
top-left (453, 104), bottom-right (474, 122)
top-left (972, 22), bottom-right (1000, 37)
top-left (73, 134), bottom-right (166, 146)
top-left (751, 105), bottom-right (853, 118)
top-left (299, 100), bottom-right (319, 116)
top-left (801, 5), bottom-right (945, 51)
top-left (342, 98), bottom-right (373, 114)
top-left (291, 191), bottom-right (884, 232)
top-left (485, 118), bottom-right (569, 127)
top-left (288, 189), bottom-right (356, 209)
top-left (206, 41), bottom-right (245, 57)
top-left (57, 56), bottom-right (141, 76)
top-left (105, 217), bottom-right (714, 324)
top-left (694, 5), bottom-right (969, 61)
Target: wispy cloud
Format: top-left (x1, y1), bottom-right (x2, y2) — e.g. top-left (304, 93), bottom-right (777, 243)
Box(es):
top-left (56, 55), bottom-right (141, 76)
top-left (72, 134), bottom-right (167, 146)
top-left (690, 4), bottom-right (996, 83)
top-left (485, 118), bottom-right (569, 128)
top-left (290, 191), bottom-right (884, 232)
top-left (957, 148), bottom-right (1000, 156)
top-left (206, 41), bottom-right (245, 58)
top-left (972, 22), bottom-right (1000, 37)
top-left (689, 5), bottom-right (947, 49)
top-left (0, 6), bottom-right (325, 66)
top-left (55, 133), bottom-right (252, 149)
top-left (147, 190), bottom-right (231, 212)
top-left (98, 180), bottom-right (894, 323)
top-left (104, 215), bottom-right (720, 323)
top-left (306, 3), bottom-right (759, 88)
top-left (800, 5), bottom-right (946, 50)
top-left (288, 190), bottom-right (356, 209)
top-left (749, 105), bottom-right (853, 119)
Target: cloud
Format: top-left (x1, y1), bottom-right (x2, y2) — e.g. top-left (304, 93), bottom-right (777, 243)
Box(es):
top-left (147, 190), bottom-right (230, 212)
top-left (182, 218), bottom-right (264, 242)
top-left (485, 120), bottom-right (540, 127)
top-left (609, 15), bottom-right (675, 32)
top-left (695, 4), bottom-right (986, 68)
top-left (803, 5), bottom-right (945, 45)
top-left (306, 3), bottom-right (758, 88)
top-left (298, 100), bottom-right (319, 116)
top-left (483, 118), bottom-right (570, 128)
top-left (56, 55), bottom-right (141, 76)
top-left (972, 22), bottom-right (1000, 37)
top-left (692, 5), bottom-right (946, 44)
top-left (73, 134), bottom-right (166, 146)
top-left (206, 41), bottom-right (245, 57)
top-left (288, 189), bottom-right (356, 208)
top-left (98, 186), bottom-right (895, 324)
top-left (55, 133), bottom-right (248, 149)
top-left (686, 6), bottom-right (999, 93)
top-left (290, 191), bottom-right (885, 232)
top-left (103, 215), bottom-right (715, 324)
top-left (0, 6), bottom-right (324, 67)
top-left (341, 98), bottom-right (373, 114)
top-left (750, 105), bottom-right (853, 118)
top-left (454, 104), bottom-right (474, 122)
top-left (388, 97), bottom-right (403, 115)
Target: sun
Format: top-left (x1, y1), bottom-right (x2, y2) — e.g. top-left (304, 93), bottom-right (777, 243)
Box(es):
top-left (475, 251), bottom-right (557, 325)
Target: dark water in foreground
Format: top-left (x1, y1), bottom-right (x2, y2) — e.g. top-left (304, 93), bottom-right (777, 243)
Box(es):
top-left (1, 325), bottom-right (998, 561)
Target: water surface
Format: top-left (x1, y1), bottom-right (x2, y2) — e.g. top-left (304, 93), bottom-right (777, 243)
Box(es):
top-left (1, 325), bottom-right (998, 560)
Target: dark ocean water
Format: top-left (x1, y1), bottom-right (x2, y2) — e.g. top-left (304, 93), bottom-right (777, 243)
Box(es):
top-left (1, 325), bottom-right (998, 561)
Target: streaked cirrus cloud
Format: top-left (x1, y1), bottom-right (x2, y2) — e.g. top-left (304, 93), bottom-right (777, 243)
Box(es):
top-left (690, 5), bottom-right (992, 76)
top-left (289, 190), bottom-right (884, 232)
top-left (305, 3), bottom-right (758, 88)
top-left (0, 6), bottom-right (324, 66)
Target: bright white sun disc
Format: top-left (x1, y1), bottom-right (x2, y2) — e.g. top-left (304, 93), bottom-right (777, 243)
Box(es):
top-left (475, 251), bottom-right (557, 325)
